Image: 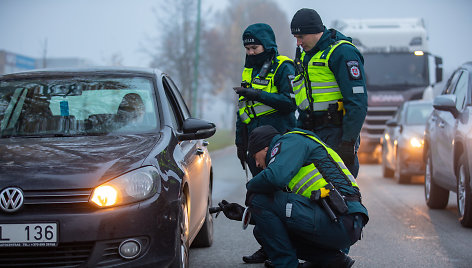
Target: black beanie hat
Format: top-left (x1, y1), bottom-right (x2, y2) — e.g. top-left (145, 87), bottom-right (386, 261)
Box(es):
top-left (291, 8), bottom-right (324, 35)
top-left (243, 33), bottom-right (262, 46)
top-left (248, 125), bottom-right (280, 157)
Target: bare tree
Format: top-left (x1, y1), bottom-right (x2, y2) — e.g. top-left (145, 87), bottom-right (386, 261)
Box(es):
top-left (147, 0), bottom-right (200, 110)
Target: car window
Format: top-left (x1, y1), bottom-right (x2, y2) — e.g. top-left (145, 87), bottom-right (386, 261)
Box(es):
top-left (0, 75), bottom-right (159, 137)
top-left (394, 104), bottom-right (403, 123)
top-left (453, 71), bottom-right (469, 111)
top-left (162, 76), bottom-right (190, 131)
top-left (442, 70), bottom-right (462, 95)
top-left (405, 102), bottom-right (433, 125)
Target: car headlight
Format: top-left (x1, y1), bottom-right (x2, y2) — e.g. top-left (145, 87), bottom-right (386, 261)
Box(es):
top-left (409, 137), bottom-right (423, 148)
top-left (90, 166), bottom-right (159, 207)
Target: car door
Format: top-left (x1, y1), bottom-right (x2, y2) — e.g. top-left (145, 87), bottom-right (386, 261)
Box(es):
top-left (162, 77), bottom-right (208, 237)
top-left (432, 70), bottom-right (463, 185)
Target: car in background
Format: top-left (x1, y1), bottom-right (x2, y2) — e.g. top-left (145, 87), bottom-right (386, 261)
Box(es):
top-left (423, 62), bottom-right (472, 228)
top-left (0, 67), bottom-right (216, 266)
top-left (381, 100), bottom-right (433, 183)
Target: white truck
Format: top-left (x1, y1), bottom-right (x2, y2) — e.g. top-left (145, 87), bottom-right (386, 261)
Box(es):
top-left (331, 18), bottom-right (443, 160)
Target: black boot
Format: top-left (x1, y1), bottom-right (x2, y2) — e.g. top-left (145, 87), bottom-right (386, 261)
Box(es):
top-left (325, 253), bottom-right (355, 268)
top-left (242, 247), bottom-right (267, 263)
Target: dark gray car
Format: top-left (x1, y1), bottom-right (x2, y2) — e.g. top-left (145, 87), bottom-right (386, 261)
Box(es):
top-left (423, 61), bottom-right (472, 228)
top-left (0, 67), bottom-right (216, 267)
top-left (381, 100), bottom-right (432, 183)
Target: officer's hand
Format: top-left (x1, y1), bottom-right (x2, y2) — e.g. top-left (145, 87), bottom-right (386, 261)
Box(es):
top-left (337, 141), bottom-right (355, 166)
top-left (219, 200), bottom-right (245, 221)
top-left (235, 87), bottom-right (260, 101)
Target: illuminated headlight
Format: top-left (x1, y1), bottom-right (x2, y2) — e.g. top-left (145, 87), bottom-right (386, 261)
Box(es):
top-left (410, 137), bottom-right (423, 148)
top-left (90, 166), bottom-right (159, 207)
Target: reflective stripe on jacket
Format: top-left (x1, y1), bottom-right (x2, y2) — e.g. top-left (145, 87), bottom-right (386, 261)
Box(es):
top-left (293, 40), bottom-right (355, 111)
top-left (286, 130), bottom-right (358, 198)
top-left (238, 55), bottom-right (293, 124)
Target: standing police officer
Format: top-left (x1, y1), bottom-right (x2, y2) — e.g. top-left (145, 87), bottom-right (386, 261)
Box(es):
top-left (235, 23), bottom-right (297, 264)
top-left (219, 125), bottom-right (368, 267)
top-left (290, 8), bottom-right (368, 177)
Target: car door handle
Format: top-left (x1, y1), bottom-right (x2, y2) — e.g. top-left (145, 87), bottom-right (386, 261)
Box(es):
top-left (203, 140), bottom-right (209, 147)
top-left (196, 148), bottom-right (204, 155)
top-left (438, 122), bottom-right (445, 128)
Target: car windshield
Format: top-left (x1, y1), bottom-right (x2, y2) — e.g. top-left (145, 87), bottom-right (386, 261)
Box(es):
top-left (405, 102), bottom-right (433, 125)
top-left (364, 52), bottom-right (429, 89)
top-left (0, 75), bottom-right (159, 137)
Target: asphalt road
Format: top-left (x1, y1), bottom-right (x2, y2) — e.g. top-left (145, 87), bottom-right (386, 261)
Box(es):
top-left (190, 146), bottom-right (472, 267)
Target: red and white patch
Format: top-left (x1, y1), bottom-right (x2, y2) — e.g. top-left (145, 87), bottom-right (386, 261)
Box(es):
top-left (350, 66), bottom-right (360, 78)
top-left (271, 142), bottom-right (281, 158)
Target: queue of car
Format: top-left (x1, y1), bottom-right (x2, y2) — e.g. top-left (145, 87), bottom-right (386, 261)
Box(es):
top-left (381, 61), bottom-right (472, 228)
top-left (0, 67), bottom-right (216, 267)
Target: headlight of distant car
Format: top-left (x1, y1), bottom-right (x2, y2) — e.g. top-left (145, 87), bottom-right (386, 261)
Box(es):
top-left (409, 137), bottom-right (423, 148)
top-left (90, 166), bottom-right (160, 207)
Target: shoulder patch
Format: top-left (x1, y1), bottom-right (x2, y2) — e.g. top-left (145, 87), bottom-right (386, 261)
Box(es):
top-left (346, 60), bottom-right (362, 80)
top-left (270, 142), bottom-right (281, 158)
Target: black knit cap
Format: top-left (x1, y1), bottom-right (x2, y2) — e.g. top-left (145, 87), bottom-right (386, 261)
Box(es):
top-left (248, 125), bottom-right (280, 157)
top-left (243, 33), bottom-right (262, 46)
top-left (291, 8), bottom-right (324, 35)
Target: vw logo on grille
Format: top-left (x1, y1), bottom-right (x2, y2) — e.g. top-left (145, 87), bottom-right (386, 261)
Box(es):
top-left (0, 187), bottom-right (24, 213)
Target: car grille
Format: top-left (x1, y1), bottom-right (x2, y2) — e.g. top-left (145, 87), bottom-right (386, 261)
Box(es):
top-left (21, 189), bottom-right (94, 212)
top-left (0, 242), bottom-right (93, 267)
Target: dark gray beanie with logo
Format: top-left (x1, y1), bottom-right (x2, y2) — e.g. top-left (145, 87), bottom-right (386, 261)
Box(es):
top-left (248, 125), bottom-right (280, 156)
top-left (291, 8), bottom-right (324, 35)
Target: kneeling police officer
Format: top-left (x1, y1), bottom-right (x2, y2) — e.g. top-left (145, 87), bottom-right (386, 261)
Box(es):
top-left (219, 125), bottom-right (368, 268)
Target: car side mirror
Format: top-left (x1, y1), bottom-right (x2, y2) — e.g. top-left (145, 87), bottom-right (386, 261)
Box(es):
top-left (178, 118), bottom-right (216, 141)
top-left (433, 95), bottom-right (459, 118)
top-left (385, 119), bottom-right (398, 127)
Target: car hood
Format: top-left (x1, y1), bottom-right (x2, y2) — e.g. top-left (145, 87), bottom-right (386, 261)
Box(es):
top-left (0, 133), bottom-right (161, 190)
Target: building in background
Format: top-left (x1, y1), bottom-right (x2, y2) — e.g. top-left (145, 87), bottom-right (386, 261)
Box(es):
top-left (0, 50), bottom-right (94, 75)
top-left (0, 50), bottom-right (36, 75)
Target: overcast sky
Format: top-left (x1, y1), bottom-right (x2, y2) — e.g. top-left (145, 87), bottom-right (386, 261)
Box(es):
top-left (1, 0), bottom-right (471, 74)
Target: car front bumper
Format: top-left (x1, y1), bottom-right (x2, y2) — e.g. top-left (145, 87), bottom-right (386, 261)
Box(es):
top-left (0, 192), bottom-right (180, 268)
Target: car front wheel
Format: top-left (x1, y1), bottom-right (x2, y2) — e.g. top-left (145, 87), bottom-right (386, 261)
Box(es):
top-left (192, 181), bottom-right (214, 247)
top-left (425, 152), bottom-right (449, 209)
top-left (457, 154), bottom-right (472, 227)
top-left (171, 193), bottom-right (189, 268)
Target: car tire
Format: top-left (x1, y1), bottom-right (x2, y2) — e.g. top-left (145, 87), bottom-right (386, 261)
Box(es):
top-left (425, 152), bottom-right (449, 209)
top-left (456, 154), bottom-right (472, 227)
top-left (382, 145), bottom-right (394, 178)
top-left (192, 181), bottom-right (214, 247)
top-left (171, 193), bottom-right (189, 268)
top-left (394, 151), bottom-right (410, 184)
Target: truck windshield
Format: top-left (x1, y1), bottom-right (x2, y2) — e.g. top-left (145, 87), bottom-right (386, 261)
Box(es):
top-left (364, 53), bottom-right (428, 90)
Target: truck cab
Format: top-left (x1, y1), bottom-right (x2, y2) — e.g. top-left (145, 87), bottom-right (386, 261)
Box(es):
top-left (332, 18), bottom-right (443, 160)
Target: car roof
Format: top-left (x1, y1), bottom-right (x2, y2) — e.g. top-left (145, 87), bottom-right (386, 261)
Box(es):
top-left (0, 66), bottom-right (164, 79)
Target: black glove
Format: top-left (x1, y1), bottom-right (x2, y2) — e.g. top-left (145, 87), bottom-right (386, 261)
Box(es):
top-left (219, 200), bottom-right (245, 221)
top-left (234, 87), bottom-right (260, 101)
top-left (337, 141), bottom-right (355, 166)
top-left (237, 146), bottom-right (247, 168)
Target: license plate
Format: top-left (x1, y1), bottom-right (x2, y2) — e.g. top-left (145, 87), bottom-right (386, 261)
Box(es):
top-left (0, 223), bottom-right (58, 247)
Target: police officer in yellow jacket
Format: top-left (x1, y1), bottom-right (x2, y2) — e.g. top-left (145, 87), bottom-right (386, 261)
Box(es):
top-left (290, 8), bottom-right (368, 177)
top-left (219, 125), bottom-right (368, 268)
top-left (235, 23), bottom-right (297, 178)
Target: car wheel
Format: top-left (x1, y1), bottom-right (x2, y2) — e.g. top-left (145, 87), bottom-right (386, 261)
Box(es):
top-left (382, 145), bottom-right (394, 178)
top-left (457, 154), bottom-right (472, 227)
top-left (192, 181), bottom-right (214, 247)
top-left (171, 193), bottom-right (189, 268)
top-left (425, 152), bottom-right (449, 209)
top-left (394, 151), bottom-right (410, 184)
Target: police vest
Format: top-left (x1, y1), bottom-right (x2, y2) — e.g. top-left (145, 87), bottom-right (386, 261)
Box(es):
top-left (292, 40), bottom-right (355, 111)
top-left (285, 130), bottom-right (358, 198)
top-left (238, 55), bottom-right (293, 124)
